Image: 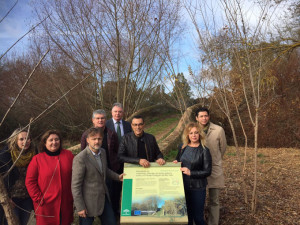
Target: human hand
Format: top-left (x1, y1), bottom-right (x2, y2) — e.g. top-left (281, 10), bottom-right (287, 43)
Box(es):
top-left (119, 173), bottom-right (125, 181)
top-left (173, 160), bottom-right (178, 164)
top-left (180, 167), bottom-right (191, 176)
top-left (139, 159), bottom-right (150, 168)
top-left (78, 209), bottom-right (87, 218)
top-left (156, 158), bottom-right (165, 165)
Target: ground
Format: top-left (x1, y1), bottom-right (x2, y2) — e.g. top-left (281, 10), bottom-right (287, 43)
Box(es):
top-left (217, 147), bottom-right (300, 225)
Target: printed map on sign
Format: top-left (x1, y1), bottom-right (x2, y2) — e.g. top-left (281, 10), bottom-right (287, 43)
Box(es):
top-left (121, 162), bottom-right (188, 224)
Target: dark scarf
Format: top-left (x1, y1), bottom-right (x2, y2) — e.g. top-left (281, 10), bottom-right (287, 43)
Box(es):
top-left (203, 123), bottom-right (210, 134)
top-left (45, 148), bottom-right (61, 156)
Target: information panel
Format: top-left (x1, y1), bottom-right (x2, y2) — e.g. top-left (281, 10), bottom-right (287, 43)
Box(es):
top-left (120, 162), bottom-right (188, 224)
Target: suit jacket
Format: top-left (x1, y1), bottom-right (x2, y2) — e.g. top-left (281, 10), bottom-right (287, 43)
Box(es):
top-left (72, 147), bottom-right (120, 217)
top-left (205, 122), bottom-right (227, 188)
top-left (80, 127), bottom-right (120, 172)
top-left (106, 119), bottom-right (132, 136)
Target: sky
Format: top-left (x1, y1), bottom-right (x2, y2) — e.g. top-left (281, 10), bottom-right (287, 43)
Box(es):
top-left (0, 0), bottom-right (34, 55)
top-left (0, 0), bottom-right (296, 75)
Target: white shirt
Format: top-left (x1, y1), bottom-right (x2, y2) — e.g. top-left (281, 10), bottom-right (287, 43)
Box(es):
top-left (112, 118), bottom-right (124, 137)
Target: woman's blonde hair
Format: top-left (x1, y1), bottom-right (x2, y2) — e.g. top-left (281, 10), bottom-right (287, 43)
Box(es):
top-left (7, 128), bottom-right (31, 151)
top-left (182, 122), bottom-right (205, 148)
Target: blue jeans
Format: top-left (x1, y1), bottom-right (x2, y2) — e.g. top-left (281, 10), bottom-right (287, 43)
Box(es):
top-left (79, 195), bottom-right (116, 225)
top-left (185, 188), bottom-right (206, 225)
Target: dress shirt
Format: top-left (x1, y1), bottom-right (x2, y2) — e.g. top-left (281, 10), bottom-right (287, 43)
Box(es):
top-left (112, 118), bottom-right (124, 137)
top-left (89, 148), bottom-right (103, 173)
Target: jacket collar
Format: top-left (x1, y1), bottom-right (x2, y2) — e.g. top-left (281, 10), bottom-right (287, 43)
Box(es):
top-left (86, 147), bottom-right (103, 175)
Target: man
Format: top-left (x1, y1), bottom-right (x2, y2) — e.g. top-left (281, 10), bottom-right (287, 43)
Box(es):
top-left (106, 103), bottom-right (132, 142)
top-left (195, 107), bottom-right (227, 225)
top-left (118, 115), bottom-right (165, 167)
top-left (72, 128), bottom-right (123, 225)
top-left (80, 109), bottom-right (120, 215)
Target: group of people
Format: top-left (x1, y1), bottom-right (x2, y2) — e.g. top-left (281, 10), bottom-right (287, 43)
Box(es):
top-left (176, 108), bottom-right (227, 225)
top-left (0, 103), bottom-right (227, 225)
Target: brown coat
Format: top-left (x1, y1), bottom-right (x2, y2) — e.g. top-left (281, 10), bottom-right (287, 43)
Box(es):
top-left (205, 122), bottom-right (227, 188)
top-left (71, 147), bottom-right (120, 217)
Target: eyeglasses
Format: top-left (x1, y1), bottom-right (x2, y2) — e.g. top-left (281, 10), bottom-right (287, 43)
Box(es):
top-left (132, 123), bottom-right (144, 127)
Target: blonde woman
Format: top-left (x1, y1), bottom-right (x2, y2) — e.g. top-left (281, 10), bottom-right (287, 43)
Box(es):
top-left (0, 128), bottom-right (36, 225)
top-left (173, 123), bottom-right (212, 225)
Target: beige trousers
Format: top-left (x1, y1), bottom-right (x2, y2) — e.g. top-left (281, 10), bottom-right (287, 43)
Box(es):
top-left (208, 188), bottom-right (220, 225)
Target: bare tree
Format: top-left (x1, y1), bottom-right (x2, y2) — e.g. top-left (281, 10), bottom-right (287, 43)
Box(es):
top-left (184, 0), bottom-right (293, 212)
top-left (31, 0), bottom-right (182, 117)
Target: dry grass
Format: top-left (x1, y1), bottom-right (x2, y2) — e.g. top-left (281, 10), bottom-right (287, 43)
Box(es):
top-left (217, 147), bottom-right (300, 225)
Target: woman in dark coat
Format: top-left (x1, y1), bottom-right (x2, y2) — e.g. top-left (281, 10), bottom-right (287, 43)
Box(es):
top-left (0, 128), bottom-right (36, 225)
top-left (174, 122), bottom-right (212, 225)
top-left (25, 130), bottom-right (74, 225)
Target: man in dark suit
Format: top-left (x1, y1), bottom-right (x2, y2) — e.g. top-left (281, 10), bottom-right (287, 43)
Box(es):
top-left (80, 109), bottom-right (120, 215)
top-left (106, 103), bottom-right (132, 143)
top-left (72, 128), bottom-right (123, 225)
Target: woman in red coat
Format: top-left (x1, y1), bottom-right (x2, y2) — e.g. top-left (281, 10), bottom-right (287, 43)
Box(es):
top-left (25, 130), bottom-right (74, 225)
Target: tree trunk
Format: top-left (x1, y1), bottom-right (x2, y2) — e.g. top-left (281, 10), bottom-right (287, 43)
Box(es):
top-left (251, 112), bottom-right (259, 212)
top-left (159, 103), bottom-right (202, 154)
top-left (0, 177), bottom-right (19, 225)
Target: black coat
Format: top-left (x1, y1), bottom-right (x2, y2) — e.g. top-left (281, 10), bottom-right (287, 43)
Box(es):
top-left (176, 144), bottom-right (212, 189)
top-left (0, 146), bottom-right (19, 192)
top-left (118, 132), bottom-right (163, 164)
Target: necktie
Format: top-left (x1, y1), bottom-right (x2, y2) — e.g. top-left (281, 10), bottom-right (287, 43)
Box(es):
top-left (117, 121), bottom-right (122, 141)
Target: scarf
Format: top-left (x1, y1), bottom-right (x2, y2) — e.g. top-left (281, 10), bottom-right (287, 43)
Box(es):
top-left (10, 145), bottom-right (35, 167)
top-left (203, 123), bottom-right (210, 134)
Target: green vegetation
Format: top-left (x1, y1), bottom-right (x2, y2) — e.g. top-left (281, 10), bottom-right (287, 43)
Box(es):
top-left (164, 149), bottom-right (178, 162)
top-left (260, 159), bottom-right (266, 164)
top-left (257, 153), bottom-right (265, 158)
top-left (145, 116), bottom-right (180, 136)
top-left (146, 117), bottom-right (161, 124)
top-left (226, 152), bottom-right (236, 156)
top-left (158, 127), bottom-right (176, 144)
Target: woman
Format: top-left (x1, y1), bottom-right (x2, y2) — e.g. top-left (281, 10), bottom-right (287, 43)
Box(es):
top-left (173, 123), bottom-right (212, 225)
top-left (25, 130), bottom-right (74, 225)
top-left (0, 128), bottom-right (35, 225)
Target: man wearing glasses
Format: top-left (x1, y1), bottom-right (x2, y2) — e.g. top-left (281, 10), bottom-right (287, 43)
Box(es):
top-left (118, 115), bottom-right (165, 167)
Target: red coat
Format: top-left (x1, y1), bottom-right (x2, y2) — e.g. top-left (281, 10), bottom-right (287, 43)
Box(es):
top-left (25, 149), bottom-right (74, 225)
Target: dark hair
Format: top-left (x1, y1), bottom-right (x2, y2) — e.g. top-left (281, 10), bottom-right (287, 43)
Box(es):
top-left (131, 115), bottom-right (144, 124)
top-left (195, 107), bottom-right (210, 117)
top-left (39, 130), bottom-right (62, 153)
top-left (86, 127), bottom-right (104, 138)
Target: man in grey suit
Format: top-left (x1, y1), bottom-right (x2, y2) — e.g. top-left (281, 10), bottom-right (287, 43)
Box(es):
top-left (106, 103), bottom-right (132, 143)
top-left (72, 127), bottom-right (123, 225)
